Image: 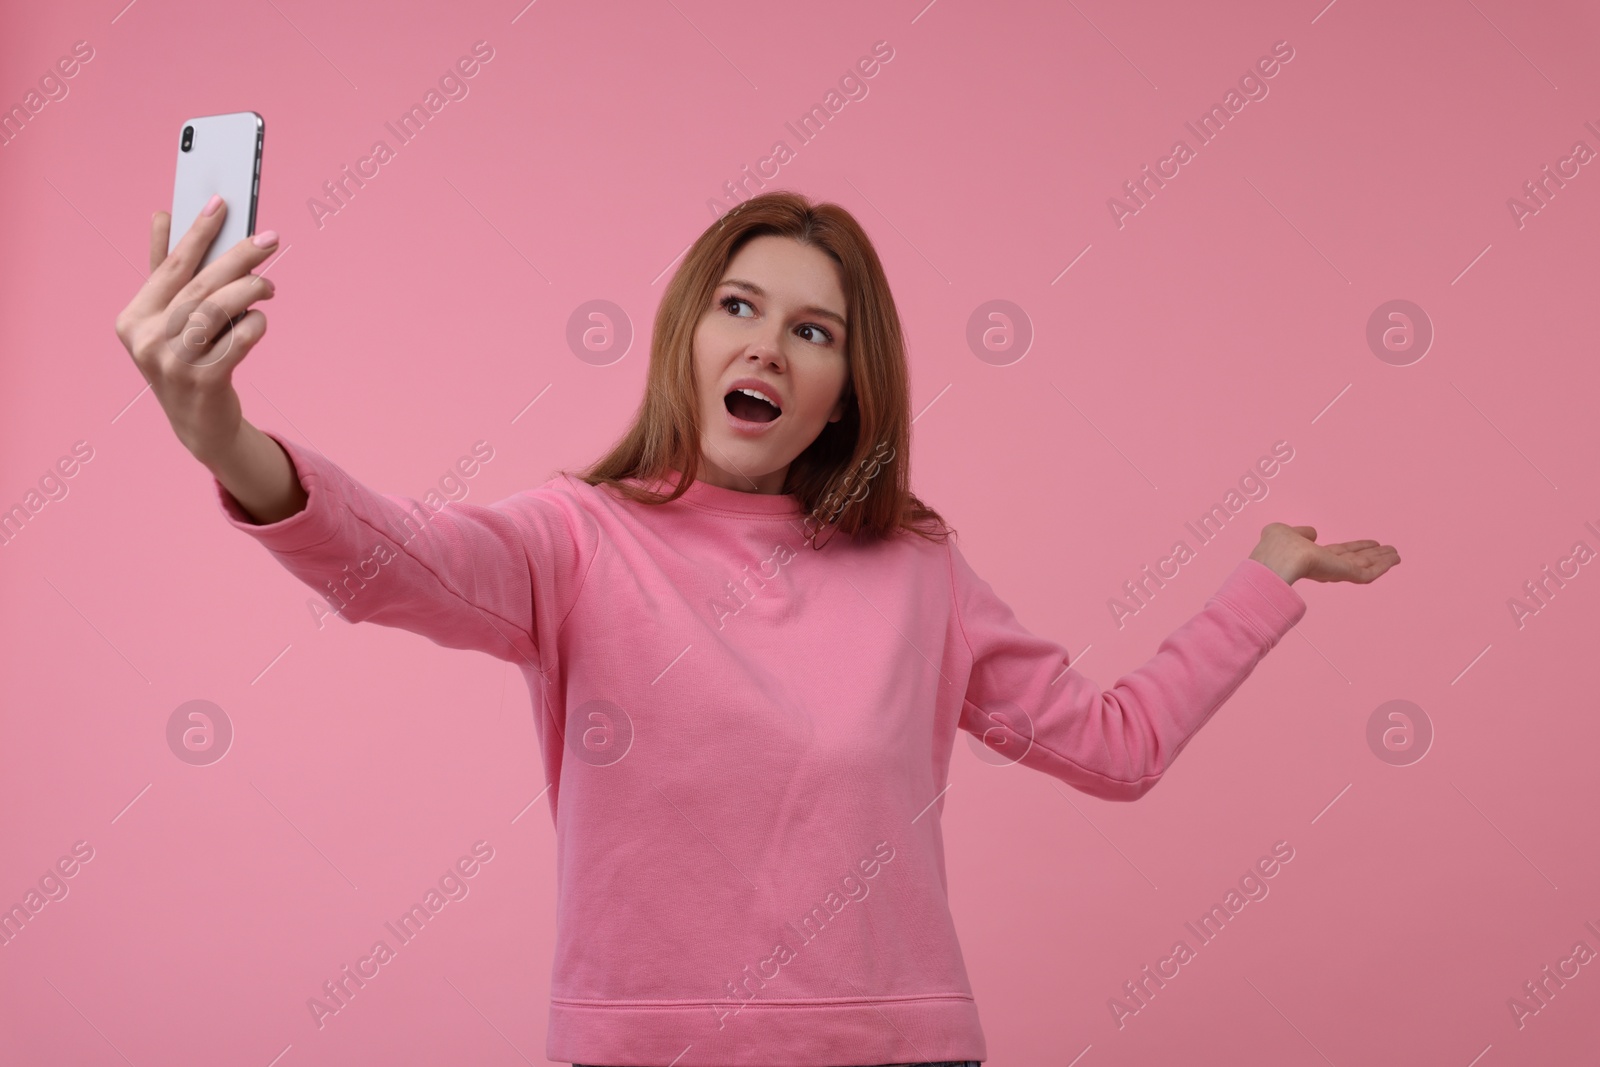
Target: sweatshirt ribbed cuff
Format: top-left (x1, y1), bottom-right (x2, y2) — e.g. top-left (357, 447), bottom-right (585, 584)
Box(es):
top-left (211, 431), bottom-right (344, 554)
top-left (1211, 557), bottom-right (1308, 646)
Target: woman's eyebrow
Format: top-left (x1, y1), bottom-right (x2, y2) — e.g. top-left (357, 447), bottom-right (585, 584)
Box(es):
top-left (719, 278), bottom-right (847, 329)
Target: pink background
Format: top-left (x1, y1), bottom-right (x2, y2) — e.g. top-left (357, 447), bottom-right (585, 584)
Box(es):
top-left (3, 0), bottom-right (1599, 1063)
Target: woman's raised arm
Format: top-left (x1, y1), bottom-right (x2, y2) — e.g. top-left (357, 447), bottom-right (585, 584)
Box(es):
top-left (115, 200), bottom-right (597, 666)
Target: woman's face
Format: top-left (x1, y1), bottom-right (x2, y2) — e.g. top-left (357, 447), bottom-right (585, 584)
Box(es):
top-left (691, 234), bottom-right (850, 495)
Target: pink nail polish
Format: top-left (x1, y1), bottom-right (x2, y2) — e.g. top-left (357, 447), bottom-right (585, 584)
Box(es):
top-left (202, 193), bottom-right (223, 216)
top-left (252, 230), bottom-right (279, 248)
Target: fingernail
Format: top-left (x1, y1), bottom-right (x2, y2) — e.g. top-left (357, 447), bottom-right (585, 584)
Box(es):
top-left (252, 230), bottom-right (279, 248)
top-left (202, 193), bottom-right (223, 216)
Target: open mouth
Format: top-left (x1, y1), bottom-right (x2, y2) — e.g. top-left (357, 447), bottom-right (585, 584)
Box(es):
top-left (724, 386), bottom-right (782, 424)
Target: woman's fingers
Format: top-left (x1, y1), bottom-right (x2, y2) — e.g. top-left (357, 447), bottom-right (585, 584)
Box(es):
top-left (149, 211), bottom-right (171, 275)
top-left (118, 210), bottom-right (178, 341)
top-left (210, 308), bottom-right (269, 377)
top-left (171, 307), bottom-right (269, 378)
top-left (125, 197), bottom-right (230, 323)
top-left (166, 273), bottom-right (275, 370)
top-left (173, 228), bottom-right (279, 318)
top-left (129, 197), bottom-right (279, 328)
top-left (1310, 542), bottom-right (1400, 583)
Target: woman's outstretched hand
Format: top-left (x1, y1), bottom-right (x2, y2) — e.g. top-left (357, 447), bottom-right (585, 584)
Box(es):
top-left (1248, 523), bottom-right (1400, 586)
top-left (114, 200), bottom-right (307, 525)
top-left (113, 198), bottom-right (277, 465)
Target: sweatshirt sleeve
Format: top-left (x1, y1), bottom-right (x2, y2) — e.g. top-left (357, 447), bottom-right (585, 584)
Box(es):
top-left (211, 430), bottom-right (597, 669)
top-left (950, 537), bottom-right (1307, 801)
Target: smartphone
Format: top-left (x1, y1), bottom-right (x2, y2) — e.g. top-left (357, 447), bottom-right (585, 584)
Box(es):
top-left (168, 111), bottom-right (263, 270)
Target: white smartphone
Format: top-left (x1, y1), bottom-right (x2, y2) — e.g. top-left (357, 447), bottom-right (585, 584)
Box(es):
top-left (168, 111), bottom-right (263, 270)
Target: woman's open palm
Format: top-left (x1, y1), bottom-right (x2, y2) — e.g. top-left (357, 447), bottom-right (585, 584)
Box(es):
top-left (1263, 523), bottom-right (1400, 585)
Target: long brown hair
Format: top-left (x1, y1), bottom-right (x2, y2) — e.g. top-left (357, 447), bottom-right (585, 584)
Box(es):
top-left (567, 190), bottom-right (953, 549)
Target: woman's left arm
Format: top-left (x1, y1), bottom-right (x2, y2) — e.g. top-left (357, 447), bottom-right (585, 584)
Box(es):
top-left (950, 522), bottom-right (1401, 801)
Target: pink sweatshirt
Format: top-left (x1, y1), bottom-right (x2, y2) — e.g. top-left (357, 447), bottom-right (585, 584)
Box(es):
top-left (214, 431), bottom-right (1307, 1066)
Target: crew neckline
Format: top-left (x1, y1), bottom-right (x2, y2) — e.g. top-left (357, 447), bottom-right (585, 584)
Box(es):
top-left (625, 468), bottom-right (803, 518)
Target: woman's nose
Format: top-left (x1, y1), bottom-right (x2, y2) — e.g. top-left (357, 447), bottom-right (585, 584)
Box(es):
top-left (745, 341), bottom-right (783, 368)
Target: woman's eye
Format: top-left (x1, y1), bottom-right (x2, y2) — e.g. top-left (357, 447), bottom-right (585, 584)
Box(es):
top-left (719, 294), bottom-right (833, 345)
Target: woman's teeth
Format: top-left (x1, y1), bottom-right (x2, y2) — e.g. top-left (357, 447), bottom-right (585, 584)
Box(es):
top-left (725, 389), bottom-right (780, 423)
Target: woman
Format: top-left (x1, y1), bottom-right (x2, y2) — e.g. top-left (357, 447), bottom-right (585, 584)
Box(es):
top-left (115, 190), bottom-right (1398, 1067)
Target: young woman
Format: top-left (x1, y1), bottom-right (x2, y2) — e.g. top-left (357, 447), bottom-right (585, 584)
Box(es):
top-left (116, 190), bottom-right (1398, 1067)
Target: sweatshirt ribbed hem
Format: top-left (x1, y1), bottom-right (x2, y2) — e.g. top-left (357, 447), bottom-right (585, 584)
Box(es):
top-left (547, 993), bottom-right (985, 1066)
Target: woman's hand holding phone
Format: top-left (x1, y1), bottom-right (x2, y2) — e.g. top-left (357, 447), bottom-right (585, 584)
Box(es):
top-left (114, 198), bottom-right (307, 524)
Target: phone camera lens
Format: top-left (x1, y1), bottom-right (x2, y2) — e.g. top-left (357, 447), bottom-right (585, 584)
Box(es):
top-left (181, 126), bottom-right (193, 152)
